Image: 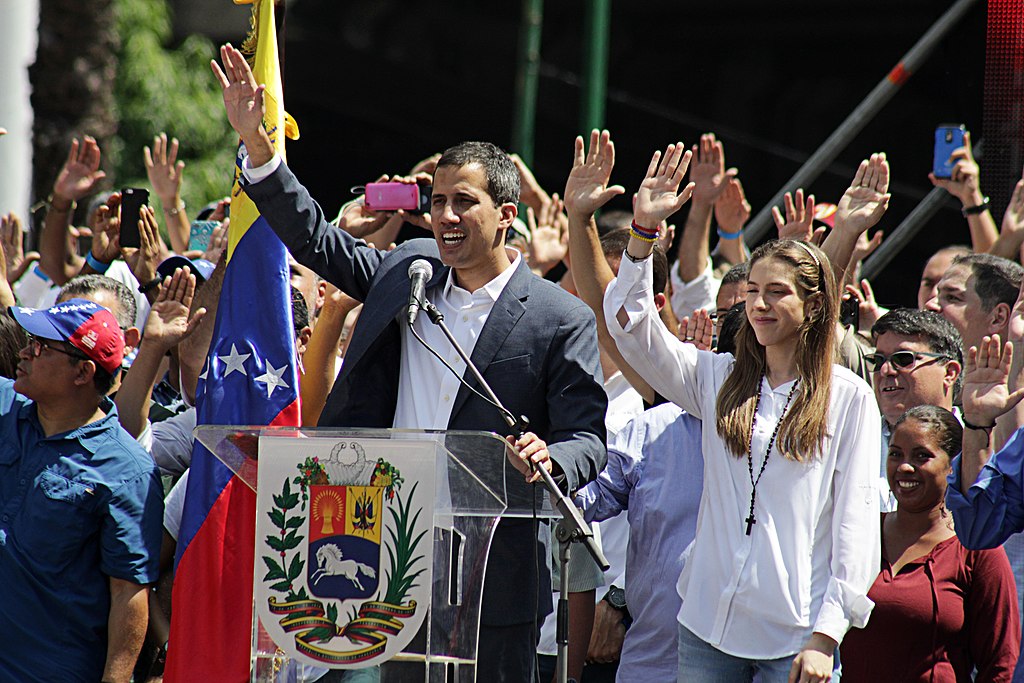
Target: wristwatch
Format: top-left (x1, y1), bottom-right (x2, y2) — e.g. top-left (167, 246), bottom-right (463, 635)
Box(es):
top-left (602, 585), bottom-right (632, 628)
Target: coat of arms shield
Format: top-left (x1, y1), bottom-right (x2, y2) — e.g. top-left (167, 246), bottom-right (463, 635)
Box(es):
top-left (254, 436), bottom-right (435, 668)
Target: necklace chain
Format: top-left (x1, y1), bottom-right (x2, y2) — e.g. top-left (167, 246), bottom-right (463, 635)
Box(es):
top-left (745, 376), bottom-right (800, 535)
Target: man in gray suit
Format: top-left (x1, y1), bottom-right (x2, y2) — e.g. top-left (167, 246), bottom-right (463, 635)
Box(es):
top-left (213, 45), bottom-right (607, 681)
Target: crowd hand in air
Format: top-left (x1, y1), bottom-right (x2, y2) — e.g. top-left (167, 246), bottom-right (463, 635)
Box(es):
top-left (772, 189), bottom-right (825, 244)
top-left (0, 213), bottom-right (39, 284)
top-left (678, 308), bottom-right (713, 351)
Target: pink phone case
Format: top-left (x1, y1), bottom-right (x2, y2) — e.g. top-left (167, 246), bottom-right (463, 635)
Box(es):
top-left (364, 183), bottom-right (420, 211)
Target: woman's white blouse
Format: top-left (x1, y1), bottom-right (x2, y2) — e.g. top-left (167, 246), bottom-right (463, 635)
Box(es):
top-left (603, 253), bottom-right (881, 659)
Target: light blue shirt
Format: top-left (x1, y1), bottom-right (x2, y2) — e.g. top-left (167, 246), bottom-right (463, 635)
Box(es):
top-left (575, 403), bottom-right (703, 682)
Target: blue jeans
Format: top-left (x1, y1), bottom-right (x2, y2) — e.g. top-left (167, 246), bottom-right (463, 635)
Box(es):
top-left (677, 624), bottom-right (796, 683)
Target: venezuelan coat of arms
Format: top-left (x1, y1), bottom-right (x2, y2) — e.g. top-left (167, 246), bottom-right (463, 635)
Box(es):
top-left (254, 436), bottom-right (435, 668)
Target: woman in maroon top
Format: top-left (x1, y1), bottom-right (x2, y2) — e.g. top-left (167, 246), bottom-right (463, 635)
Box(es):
top-left (841, 405), bottom-right (1019, 681)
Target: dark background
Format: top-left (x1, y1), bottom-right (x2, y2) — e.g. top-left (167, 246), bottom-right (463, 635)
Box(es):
top-left (177, 0), bottom-right (992, 308)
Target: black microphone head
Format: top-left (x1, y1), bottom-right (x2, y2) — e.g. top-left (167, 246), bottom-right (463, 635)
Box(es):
top-left (409, 259), bottom-right (433, 280)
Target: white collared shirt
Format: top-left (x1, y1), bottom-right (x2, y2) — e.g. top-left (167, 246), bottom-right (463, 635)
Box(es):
top-left (393, 250), bottom-right (522, 430)
top-left (603, 252), bottom-right (880, 659)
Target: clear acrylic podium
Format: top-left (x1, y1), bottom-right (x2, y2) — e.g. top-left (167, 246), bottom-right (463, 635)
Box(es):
top-left (195, 426), bottom-right (557, 683)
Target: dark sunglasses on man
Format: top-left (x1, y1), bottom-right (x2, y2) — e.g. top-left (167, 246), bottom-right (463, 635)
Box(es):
top-left (864, 350), bottom-right (949, 373)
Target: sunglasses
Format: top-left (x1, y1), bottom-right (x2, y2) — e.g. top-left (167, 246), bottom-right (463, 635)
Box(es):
top-left (865, 350), bottom-right (949, 373)
top-left (26, 335), bottom-right (90, 362)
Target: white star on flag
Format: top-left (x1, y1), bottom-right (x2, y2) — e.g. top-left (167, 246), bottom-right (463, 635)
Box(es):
top-left (218, 343), bottom-right (251, 377)
top-left (254, 360), bottom-right (289, 398)
top-left (198, 361), bottom-right (209, 381)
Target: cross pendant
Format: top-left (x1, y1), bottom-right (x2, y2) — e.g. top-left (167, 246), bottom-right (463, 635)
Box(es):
top-left (745, 514), bottom-right (756, 535)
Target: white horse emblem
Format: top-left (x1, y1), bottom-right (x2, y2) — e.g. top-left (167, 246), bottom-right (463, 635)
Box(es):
top-left (310, 543), bottom-right (377, 589)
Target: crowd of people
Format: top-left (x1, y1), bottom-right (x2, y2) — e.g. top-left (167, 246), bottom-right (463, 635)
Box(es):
top-left (6, 40), bottom-right (1024, 683)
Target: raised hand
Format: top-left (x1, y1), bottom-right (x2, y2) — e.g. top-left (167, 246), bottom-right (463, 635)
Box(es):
top-left (928, 131), bottom-right (982, 204)
top-left (0, 213), bottom-right (39, 285)
top-left (511, 153), bottom-right (553, 213)
top-left (962, 335), bottom-right (1024, 426)
top-left (772, 189), bottom-right (817, 242)
top-left (144, 132), bottom-right (185, 207)
top-left (564, 129), bottom-right (626, 220)
top-left (527, 194), bottom-right (568, 275)
top-left (715, 177), bottom-right (751, 235)
top-left (124, 206), bottom-right (167, 285)
top-left (202, 219), bottom-right (229, 263)
top-left (145, 267), bottom-right (207, 351)
top-left (844, 279), bottom-right (884, 332)
top-left (689, 133), bottom-right (736, 206)
top-left (210, 43), bottom-right (266, 140)
top-left (89, 193), bottom-right (122, 265)
top-left (1002, 175), bottom-right (1024, 236)
top-left (834, 153), bottom-right (891, 237)
top-left (53, 136), bottom-right (106, 202)
top-left (678, 308), bottom-right (713, 351)
top-left (633, 142), bottom-right (694, 229)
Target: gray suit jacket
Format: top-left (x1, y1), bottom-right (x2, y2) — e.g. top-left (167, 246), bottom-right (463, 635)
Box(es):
top-left (244, 163), bottom-right (607, 624)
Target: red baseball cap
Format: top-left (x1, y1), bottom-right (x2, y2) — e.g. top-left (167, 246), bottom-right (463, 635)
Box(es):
top-left (10, 299), bottom-right (125, 373)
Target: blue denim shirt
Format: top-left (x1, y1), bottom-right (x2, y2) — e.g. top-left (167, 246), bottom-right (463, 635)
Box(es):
top-left (0, 378), bottom-right (163, 682)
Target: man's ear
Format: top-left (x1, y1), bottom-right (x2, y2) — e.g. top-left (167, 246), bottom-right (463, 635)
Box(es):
top-left (654, 292), bottom-right (667, 312)
top-left (499, 202), bottom-right (518, 230)
top-left (315, 281), bottom-right (327, 315)
top-left (943, 359), bottom-right (962, 392)
top-left (123, 327), bottom-right (141, 352)
top-left (296, 326), bottom-right (312, 365)
top-left (74, 359), bottom-right (98, 389)
top-left (989, 302), bottom-right (1011, 333)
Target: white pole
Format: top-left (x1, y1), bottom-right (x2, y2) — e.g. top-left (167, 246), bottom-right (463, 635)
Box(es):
top-left (0, 0), bottom-right (40, 224)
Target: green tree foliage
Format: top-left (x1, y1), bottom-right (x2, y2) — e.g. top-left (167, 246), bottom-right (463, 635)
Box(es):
top-left (110, 0), bottom-right (236, 215)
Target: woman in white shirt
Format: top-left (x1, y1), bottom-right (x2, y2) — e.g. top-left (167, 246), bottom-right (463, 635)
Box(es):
top-left (600, 142), bottom-right (881, 683)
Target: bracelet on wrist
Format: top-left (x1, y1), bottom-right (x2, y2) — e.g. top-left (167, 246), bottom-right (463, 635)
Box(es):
top-left (962, 197), bottom-right (991, 216)
top-left (717, 227), bottom-right (742, 240)
top-left (138, 277), bottom-right (163, 294)
top-left (963, 417), bottom-right (996, 432)
top-left (624, 249), bottom-right (652, 263)
top-left (85, 252), bottom-right (111, 274)
top-left (164, 200), bottom-right (186, 216)
top-left (629, 221), bottom-right (659, 243)
top-left (46, 193), bottom-right (76, 214)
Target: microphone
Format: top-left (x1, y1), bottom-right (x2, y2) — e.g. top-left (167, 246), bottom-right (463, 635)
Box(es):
top-left (407, 259), bottom-right (433, 326)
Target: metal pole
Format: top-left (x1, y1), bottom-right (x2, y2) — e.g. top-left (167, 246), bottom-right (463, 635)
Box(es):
top-left (511, 0), bottom-right (544, 165)
top-left (860, 186), bottom-right (949, 281)
top-left (860, 139), bottom-right (984, 281)
top-left (580, 0), bottom-right (611, 133)
top-left (744, 0), bottom-right (979, 245)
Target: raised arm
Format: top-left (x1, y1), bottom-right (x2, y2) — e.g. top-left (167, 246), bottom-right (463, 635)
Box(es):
top-left (959, 335), bottom-right (1024, 492)
top-left (821, 153), bottom-right (890, 288)
top-left (713, 176), bottom-right (750, 266)
top-left (562, 130), bottom-right (660, 403)
top-left (676, 133), bottom-right (734, 282)
top-left (115, 268), bottom-right (205, 438)
top-left (929, 131), bottom-right (999, 253)
top-left (989, 174), bottom-right (1024, 262)
top-left (40, 136), bottom-right (106, 285)
top-left (144, 132), bottom-right (190, 253)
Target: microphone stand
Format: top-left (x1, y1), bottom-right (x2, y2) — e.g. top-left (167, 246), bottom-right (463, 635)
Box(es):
top-left (418, 300), bottom-right (608, 683)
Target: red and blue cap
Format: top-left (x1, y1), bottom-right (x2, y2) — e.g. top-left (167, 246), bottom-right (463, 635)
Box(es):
top-left (9, 298), bottom-right (125, 373)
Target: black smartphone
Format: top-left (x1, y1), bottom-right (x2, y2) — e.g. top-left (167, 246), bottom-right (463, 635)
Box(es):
top-left (840, 296), bottom-right (859, 329)
top-left (119, 187), bottom-right (149, 249)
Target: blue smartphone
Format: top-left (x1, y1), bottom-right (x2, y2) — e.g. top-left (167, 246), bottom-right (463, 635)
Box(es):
top-left (933, 124), bottom-right (966, 179)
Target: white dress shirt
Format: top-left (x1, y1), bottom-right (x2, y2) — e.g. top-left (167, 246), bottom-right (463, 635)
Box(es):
top-left (393, 251), bottom-right (521, 430)
top-left (604, 253), bottom-right (880, 659)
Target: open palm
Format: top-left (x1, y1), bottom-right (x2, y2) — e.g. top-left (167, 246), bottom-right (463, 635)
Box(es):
top-left (835, 153), bottom-right (890, 236)
top-left (633, 142), bottom-right (694, 228)
top-left (962, 335), bottom-right (1024, 425)
top-left (564, 129), bottom-right (625, 218)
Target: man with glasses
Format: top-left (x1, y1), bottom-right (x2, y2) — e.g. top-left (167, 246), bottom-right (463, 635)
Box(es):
top-left (869, 309), bottom-right (963, 507)
top-left (0, 298), bottom-right (163, 683)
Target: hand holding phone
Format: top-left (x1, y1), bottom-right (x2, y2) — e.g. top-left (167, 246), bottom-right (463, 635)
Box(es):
top-left (119, 188), bottom-right (150, 248)
top-left (363, 181), bottom-right (431, 214)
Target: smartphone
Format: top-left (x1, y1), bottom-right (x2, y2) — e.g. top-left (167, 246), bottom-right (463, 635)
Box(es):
top-left (189, 220), bottom-right (219, 252)
top-left (933, 124), bottom-right (966, 179)
top-left (840, 296), bottom-right (859, 329)
top-left (363, 182), bottom-right (431, 214)
top-left (119, 187), bottom-right (149, 248)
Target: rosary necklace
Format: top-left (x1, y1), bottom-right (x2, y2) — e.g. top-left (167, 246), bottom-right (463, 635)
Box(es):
top-left (745, 376), bottom-right (800, 535)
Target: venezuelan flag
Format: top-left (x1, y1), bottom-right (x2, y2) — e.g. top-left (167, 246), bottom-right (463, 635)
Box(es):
top-left (166, 1), bottom-right (300, 679)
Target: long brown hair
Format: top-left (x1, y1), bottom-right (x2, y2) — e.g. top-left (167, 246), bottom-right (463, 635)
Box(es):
top-left (715, 240), bottom-right (838, 461)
